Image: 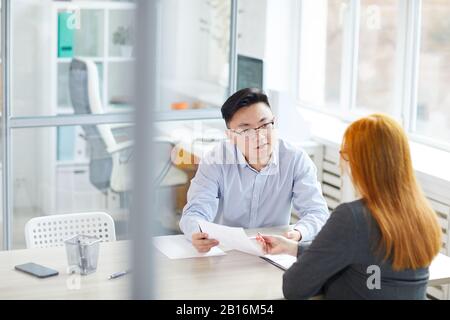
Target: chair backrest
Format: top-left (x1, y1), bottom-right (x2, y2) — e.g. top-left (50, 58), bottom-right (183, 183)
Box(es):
top-left (69, 58), bottom-right (118, 150)
top-left (69, 58), bottom-right (113, 191)
top-left (154, 139), bottom-right (177, 185)
top-left (24, 212), bottom-right (116, 249)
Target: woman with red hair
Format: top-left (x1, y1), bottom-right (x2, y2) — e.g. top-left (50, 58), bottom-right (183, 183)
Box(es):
top-left (259, 114), bottom-right (442, 299)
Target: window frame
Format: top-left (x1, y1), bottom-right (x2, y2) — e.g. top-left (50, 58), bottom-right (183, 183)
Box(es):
top-left (295, 0), bottom-right (450, 153)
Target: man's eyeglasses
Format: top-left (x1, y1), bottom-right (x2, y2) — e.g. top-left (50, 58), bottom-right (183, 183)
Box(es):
top-left (230, 120), bottom-right (274, 137)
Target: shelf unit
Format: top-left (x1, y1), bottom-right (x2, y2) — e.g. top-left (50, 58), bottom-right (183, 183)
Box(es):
top-left (50, 0), bottom-right (135, 163)
top-left (48, 1), bottom-right (135, 214)
top-left (51, 1), bottom-right (135, 122)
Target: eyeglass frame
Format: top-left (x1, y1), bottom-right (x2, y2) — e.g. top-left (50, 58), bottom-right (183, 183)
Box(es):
top-left (228, 120), bottom-right (275, 137)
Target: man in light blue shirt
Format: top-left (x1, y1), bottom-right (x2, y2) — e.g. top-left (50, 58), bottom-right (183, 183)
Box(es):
top-left (179, 88), bottom-right (329, 252)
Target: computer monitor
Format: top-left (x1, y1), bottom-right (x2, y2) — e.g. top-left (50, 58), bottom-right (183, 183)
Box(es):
top-left (236, 54), bottom-right (264, 91)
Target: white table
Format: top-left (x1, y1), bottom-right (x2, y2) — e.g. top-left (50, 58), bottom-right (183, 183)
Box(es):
top-left (0, 226), bottom-right (449, 299)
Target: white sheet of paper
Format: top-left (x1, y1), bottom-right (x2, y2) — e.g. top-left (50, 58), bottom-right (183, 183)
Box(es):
top-left (198, 221), bottom-right (265, 256)
top-left (153, 234), bottom-right (226, 259)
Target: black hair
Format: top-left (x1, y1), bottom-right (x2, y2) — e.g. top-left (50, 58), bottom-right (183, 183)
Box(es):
top-left (220, 88), bottom-right (270, 125)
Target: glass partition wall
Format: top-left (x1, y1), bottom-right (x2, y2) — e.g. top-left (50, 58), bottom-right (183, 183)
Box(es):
top-left (2, 0), bottom-right (134, 250)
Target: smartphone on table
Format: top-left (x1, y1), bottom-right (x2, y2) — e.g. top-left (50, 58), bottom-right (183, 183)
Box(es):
top-left (15, 262), bottom-right (59, 278)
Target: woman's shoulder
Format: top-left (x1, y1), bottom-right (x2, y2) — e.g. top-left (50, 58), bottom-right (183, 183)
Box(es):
top-left (333, 199), bottom-right (365, 217)
top-left (333, 199), bottom-right (375, 229)
top-left (334, 199), bottom-right (380, 239)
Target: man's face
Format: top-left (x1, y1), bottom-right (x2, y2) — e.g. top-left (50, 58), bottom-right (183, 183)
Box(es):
top-left (226, 102), bottom-right (276, 165)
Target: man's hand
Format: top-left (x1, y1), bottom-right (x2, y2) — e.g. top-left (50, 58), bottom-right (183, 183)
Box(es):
top-left (284, 229), bottom-right (302, 241)
top-left (256, 234), bottom-right (298, 257)
top-left (192, 232), bottom-right (219, 253)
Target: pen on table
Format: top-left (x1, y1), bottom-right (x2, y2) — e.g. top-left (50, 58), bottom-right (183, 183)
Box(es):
top-left (108, 270), bottom-right (131, 280)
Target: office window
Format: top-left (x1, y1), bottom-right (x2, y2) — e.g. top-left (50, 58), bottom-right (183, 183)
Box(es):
top-left (298, 0), bottom-right (344, 109)
top-left (296, 0), bottom-right (400, 114)
top-left (355, 0), bottom-right (399, 114)
top-left (296, 0), bottom-right (450, 150)
top-left (415, 0), bottom-right (450, 143)
top-left (158, 0), bottom-right (231, 112)
top-left (11, 125), bottom-right (133, 249)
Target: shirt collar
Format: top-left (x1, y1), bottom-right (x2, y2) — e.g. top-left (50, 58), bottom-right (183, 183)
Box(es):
top-left (262, 141), bottom-right (279, 175)
top-left (225, 139), bottom-right (280, 175)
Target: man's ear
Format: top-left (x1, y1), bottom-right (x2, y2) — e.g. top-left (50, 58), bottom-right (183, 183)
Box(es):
top-left (225, 129), bottom-right (236, 144)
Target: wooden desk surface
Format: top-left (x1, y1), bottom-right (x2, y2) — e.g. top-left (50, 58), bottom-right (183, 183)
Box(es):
top-left (0, 240), bottom-right (130, 300)
top-left (0, 225), bottom-right (449, 299)
top-left (0, 226), bottom-right (288, 300)
top-left (155, 226), bottom-right (290, 300)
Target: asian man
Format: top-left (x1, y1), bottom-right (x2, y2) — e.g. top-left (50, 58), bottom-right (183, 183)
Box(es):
top-left (179, 88), bottom-right (329, 252)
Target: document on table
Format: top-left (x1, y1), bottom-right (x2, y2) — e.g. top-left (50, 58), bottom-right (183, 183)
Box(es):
top-left (153, 234), bottom-right (226, 259)
top-left (198, 221), bottom-right (298, 270)
top-left (199, 220), bottom-right (265, 256)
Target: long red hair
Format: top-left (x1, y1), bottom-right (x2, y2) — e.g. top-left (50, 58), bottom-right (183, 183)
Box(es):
top-left (341, 114), bottom-right (441, 270)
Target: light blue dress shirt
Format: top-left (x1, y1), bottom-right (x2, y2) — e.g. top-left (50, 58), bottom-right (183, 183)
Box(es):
top-left (179, 139), bottom-right (330, 242)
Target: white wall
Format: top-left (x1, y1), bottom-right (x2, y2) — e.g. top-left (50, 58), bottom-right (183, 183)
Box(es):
top-left (155, 0), bottom-right (311, 141)
top-left (158, 0), bottom-right (231, 110)
top-left (237, 0), bottom-right (267, 59)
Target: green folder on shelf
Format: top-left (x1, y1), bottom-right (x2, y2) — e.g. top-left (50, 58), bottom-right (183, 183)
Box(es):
top-left (58, 12), bottom-right (74, 57)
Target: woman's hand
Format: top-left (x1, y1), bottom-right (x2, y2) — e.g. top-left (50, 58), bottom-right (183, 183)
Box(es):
top-left (256, 233), bottom-right (299, 257)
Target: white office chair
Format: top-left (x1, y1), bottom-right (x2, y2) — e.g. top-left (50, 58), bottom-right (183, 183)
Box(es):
top-left (154, 138), bottom-right (188, 187)
top-left (24, 212), bottom-right (116, 249)
top-left (153, 139), bottom-right (189, 233)
top-left (69, 58), bottom-right (133, 194)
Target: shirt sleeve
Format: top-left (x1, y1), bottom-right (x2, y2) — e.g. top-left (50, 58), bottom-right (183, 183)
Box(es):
top-left (178, 156), bottom-right (222, 240)
top-left (282, 203), bottom-right (358, 299)
top-left (291, 149), bottom-right (330, 242)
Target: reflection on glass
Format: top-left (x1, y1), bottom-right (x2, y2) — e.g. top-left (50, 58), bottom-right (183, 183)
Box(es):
top-left (158, 0), bottom-right (231, 112)
top-left (356, 0), bottom-right (398, 113)
top-left (416, 0), bottom-right (450, 143)
top-left (153, 119), bottom-right (225, 236)
top-left (11, 1), bottom-right (135, 117)
top-left (73, 10), bottom-right (104, 57)
top-left (12, 125), bottom-right (133, 249)
top-left (108, 61), bottom-right (134, 111)
top-left (58, 61), bottom-right (104, 114)
top-left (298, 0), bottom-right (344, 108)
top-left (0, 5), bottom-right (2, 249)
top-left (109, 9), bottom-right (135, 58)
